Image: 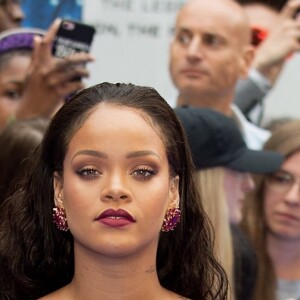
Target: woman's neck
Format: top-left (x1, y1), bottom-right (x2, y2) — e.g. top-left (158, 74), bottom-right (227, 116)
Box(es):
top-left (267, 233), bottom-right (300, 280)
top-left (57, 242), bottom-right (178, 300)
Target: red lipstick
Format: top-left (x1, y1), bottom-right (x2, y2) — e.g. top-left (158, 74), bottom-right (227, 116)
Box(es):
top-left (96, 209), bottom-right (136, 228)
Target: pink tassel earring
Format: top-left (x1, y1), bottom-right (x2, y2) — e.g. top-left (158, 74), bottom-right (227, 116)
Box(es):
top-left (161, 207), bottom-right (181, 232)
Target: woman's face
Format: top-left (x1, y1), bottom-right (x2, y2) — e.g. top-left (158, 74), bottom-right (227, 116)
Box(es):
top-left (54, 103), bottom-right (179, 258)
top-left (224, 168), bottom-right (255, 224)
top-left (0, 54), bottom-right (30, 130)
top-left (264, 151), bottom-right (300, 240)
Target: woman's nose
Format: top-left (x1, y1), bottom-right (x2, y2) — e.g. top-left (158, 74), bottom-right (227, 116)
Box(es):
top-left (284, 182), bottom-right (300, 206)
top-left (100, 172), bottom-right (131, 202)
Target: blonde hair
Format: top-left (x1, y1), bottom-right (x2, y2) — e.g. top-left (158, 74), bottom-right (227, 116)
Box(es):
top-left (195, 167), bottom-right (235, 300)
top-left (242, 120), bottom-right (300, 300)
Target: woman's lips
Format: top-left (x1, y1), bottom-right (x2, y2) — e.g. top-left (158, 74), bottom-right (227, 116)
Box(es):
top-left (275, 212), bottom-right (300, 222)
top-left (96, 209), bottom-right (136, 228)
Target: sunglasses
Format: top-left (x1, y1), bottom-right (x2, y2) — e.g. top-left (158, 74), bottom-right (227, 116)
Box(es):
top-left (251, 26), bottom-right (268, 47)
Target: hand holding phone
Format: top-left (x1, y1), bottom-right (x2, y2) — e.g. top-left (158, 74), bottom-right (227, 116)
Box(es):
top-left (52, 19), bottom-right (95, 84)
top-left (52, 19), bottom-right (96, 58)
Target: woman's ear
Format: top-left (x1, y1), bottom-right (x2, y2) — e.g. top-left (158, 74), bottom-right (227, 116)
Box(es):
top-left (53, 171), bottom-right (63, 207)
top-left (169, 175), bottom-right (180, 208)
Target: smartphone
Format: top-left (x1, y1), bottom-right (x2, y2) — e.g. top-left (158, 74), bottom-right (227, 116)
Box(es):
top-left (52, 19), bottom-right (96, 58)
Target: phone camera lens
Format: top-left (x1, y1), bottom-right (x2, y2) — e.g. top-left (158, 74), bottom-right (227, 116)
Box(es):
top-left (62, 21), bottom-right (75, 31)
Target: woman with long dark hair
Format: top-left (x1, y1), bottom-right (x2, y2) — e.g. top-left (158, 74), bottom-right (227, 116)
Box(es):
top-left (0, 82), bottom-right (228, 300)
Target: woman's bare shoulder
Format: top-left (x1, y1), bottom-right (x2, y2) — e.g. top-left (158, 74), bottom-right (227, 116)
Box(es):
top-left (38, 287), bottom-right (69, 300)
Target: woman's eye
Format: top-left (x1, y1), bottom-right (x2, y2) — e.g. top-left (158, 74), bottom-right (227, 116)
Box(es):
top-left (131, 168), bottom-right (157, 180)
top-left (273, 173), bottom-right (293, 185)
top-left (5, 90), bottom-right (21, 100)
top-left (76, 168), bottom-right (100, 180)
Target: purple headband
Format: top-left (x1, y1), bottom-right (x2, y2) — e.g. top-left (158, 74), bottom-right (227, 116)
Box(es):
top-left (0, 29), bottom-right (45, 54)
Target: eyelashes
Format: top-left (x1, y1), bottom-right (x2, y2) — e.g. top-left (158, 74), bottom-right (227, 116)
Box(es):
top-left (76, 167), bottom-right (100, 180)
top-left (131, 167), bottom-right (158, 181)
top-left (75, 166), bottom-right (158, 181)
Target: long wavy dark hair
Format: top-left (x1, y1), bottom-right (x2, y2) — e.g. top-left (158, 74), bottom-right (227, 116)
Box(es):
top-left (0, 82), bottom-right (228, 299)
top-left (0, 118), bottom-right (49, 206)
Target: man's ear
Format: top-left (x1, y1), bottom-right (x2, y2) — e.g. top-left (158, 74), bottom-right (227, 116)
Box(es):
top-left (240, 45), bottom-right (255, 79)
top-left (169, 175), bottom-right (180, 208)
top-left (53, 171), bottom-right (63, 207)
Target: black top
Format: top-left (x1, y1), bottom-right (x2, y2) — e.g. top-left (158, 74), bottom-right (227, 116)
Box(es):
top-left (231, 224), bottom-right (257, 300)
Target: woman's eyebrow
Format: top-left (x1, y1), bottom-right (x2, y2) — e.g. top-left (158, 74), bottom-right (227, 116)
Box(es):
top-left (126, 150), bottom-right (160, 160)
top-left (72, 149), bottom-right (108, 161)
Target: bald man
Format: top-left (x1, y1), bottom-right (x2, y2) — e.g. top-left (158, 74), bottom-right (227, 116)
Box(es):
top-left (169, 0), bottom-right (270, 149)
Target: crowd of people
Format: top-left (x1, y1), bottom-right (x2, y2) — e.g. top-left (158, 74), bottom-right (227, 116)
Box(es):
top-left (0, 0), bottom-right (300, 299)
